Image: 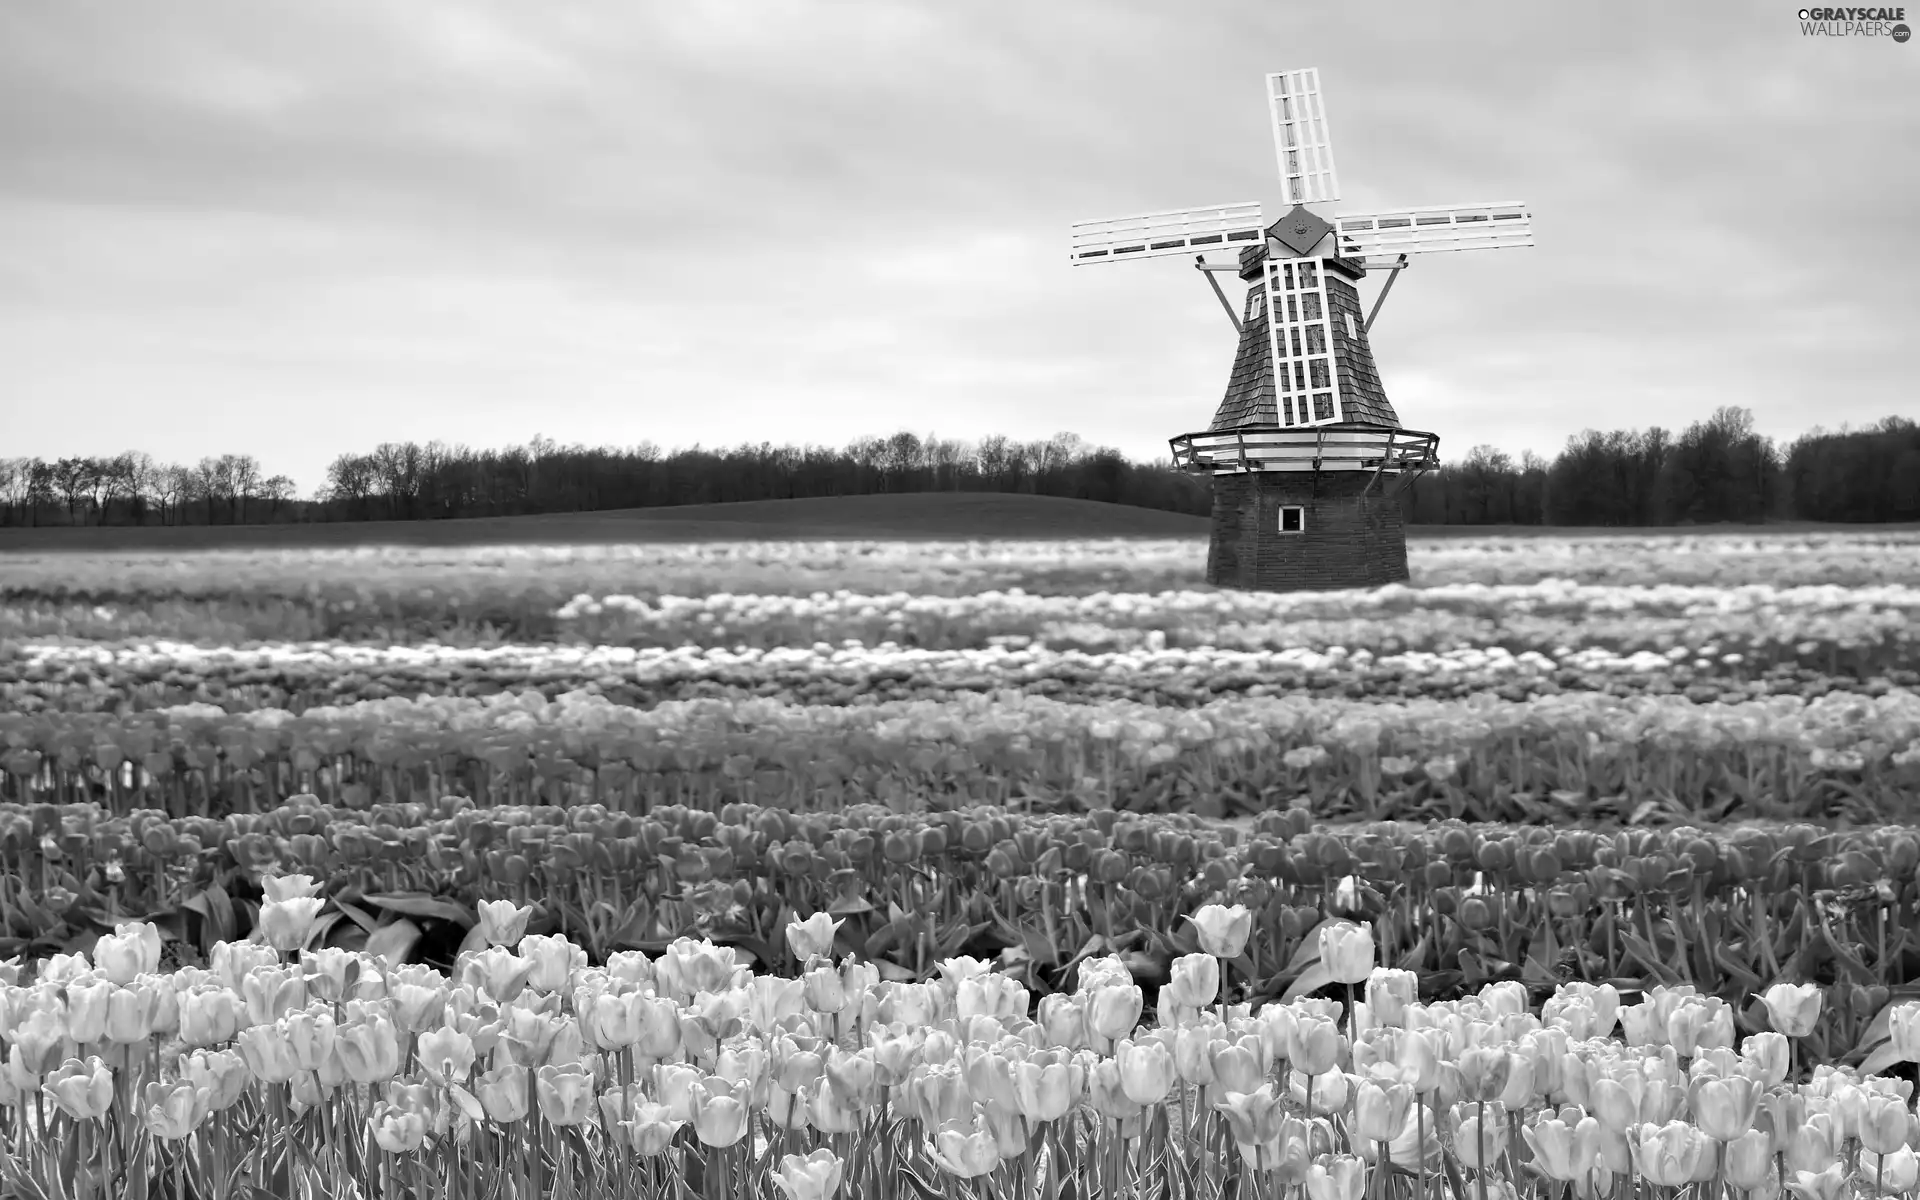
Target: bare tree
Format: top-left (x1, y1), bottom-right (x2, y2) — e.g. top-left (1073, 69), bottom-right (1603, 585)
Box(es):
top-left (51, 457), bottom-right (98, 523)
top-left (258, 474), bottom-right (296, 519)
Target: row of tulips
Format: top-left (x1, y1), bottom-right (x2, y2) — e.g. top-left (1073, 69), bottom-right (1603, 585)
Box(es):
top-left (1, 794), bottom-right (1917, 1057)
top-left (6, 533), bottom-right (1916, 614)
top-left (6, 893), bottom-right (1920, 1199)
top-left (2, 635), bottom-right (1907, 721)
top-left (4, 688), bottom-right (1918, 822)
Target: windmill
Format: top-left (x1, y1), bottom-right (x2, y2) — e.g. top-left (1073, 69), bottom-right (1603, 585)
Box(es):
top-left (1069, 69), bottom-right (1534, 592)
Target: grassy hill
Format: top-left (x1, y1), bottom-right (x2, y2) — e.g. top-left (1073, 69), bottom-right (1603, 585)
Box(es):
top-left (1, 494), bottom-right (1907, 552)
top-left (0, 493), bottom-right (1212, 550)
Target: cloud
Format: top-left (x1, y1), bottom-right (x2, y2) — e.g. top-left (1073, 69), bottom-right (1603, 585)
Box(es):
top-left (1, 0), bottom-right (1913, 492)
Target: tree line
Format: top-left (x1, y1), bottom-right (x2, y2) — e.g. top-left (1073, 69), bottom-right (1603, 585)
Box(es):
top-left (3, 409), bottom-right (1915, 528)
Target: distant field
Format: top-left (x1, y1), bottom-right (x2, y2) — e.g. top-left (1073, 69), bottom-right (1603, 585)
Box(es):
top-left (1, 492), bottom-right (1911, 550)
top-left (0, 493), bottom-right (1209, 549)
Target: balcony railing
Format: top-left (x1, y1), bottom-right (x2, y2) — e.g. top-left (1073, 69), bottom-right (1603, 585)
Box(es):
top-left (1169, 425), bottom-right (1440, 476)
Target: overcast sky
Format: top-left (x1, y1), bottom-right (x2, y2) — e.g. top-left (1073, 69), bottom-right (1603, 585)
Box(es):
top-left (3, 1), bottom-right (1915, 494)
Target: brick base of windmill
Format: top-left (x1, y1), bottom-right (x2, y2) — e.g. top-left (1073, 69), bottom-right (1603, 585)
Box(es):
top-left (1169, 232), bottom-right (1439, 592)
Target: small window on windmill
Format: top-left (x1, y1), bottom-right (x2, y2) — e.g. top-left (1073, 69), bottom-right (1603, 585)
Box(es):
top-left (1246, 289), bottom-right (1266, 322)
top-left (1345, 311), bottom-right (1361, 340)
top-left (1278, 505), bottom-right (1306, 534)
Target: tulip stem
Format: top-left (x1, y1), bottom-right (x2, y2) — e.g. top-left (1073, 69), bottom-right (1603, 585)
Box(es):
top-left (1476, 1099), bottom-right (1489, 1200)
top-left (1417, 1095), bottom-right (1429, 1200)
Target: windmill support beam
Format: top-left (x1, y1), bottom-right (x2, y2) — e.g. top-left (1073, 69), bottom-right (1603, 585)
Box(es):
top-left (1363, 430), bottom-right (1398, 497)
top-left (1363, 255), bottom-right (1408, 334)
top-left (1196, 257), bottom-right (1243, 334)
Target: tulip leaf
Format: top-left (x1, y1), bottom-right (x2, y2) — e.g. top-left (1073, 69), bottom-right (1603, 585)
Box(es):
top-left (363, 917), bottom-right (421, 967)
top-left (1617, 931), bottom-right (1684, 987)
top-left (1285, 919), bottom-right (1336, 969)
top-left (329, 896), bottom-right (380, 936)
top-left (360, 891), bottom-right (476, 927)
top-left (1282, 961), bottom-right (1337, 1003)
top-left (181, 885), bottom-right (235, 951)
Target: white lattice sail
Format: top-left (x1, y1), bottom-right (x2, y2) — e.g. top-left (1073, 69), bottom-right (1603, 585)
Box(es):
top-left (1262, 257), bottom-right (1345, 427)
top-left (1267, 70), bottom-right (1340, 207)
top-left (1069, 203), bottom-right (1264, 266)
top-left (1334, 203), bottom-right (1533, 258)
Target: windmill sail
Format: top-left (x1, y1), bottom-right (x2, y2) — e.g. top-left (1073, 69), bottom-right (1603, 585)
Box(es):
top-left (1069, 203), bottom-right (1264, 265)
top-left (1335, 203), bottom-right (1533, 258)
top-left (1267, 70), bottom-right (1340, 207)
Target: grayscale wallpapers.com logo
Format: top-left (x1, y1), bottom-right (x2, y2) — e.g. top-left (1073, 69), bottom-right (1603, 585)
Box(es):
top-left (1799, 5), bottom-right (1911, 38)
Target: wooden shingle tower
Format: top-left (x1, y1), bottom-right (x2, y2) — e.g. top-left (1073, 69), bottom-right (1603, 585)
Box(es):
top-left (1070, 69), bottom-right (1534, 591)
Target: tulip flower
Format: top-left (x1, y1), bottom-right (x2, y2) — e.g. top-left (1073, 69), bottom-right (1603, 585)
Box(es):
top-left (1354, 1077), bottom-right (1415, 1144)
top-left (42, 1057), bottom-right (113, 1122)
top-left (1858, 1092), bottom-right (1911, 1155)
top-left (475, 900), bottom-right (532, 948)
top-left (92, 922), bottom-right (162, 985)
top-left (370, 1101), bottom-right (428, 1154)
top-left (1782, 1112), bottom-right (1841, 1177)
top-left (1630, 1120), bottom-right (1715, 1188)
top-left (337, 1016), bottom-right (402, 1084)
top-left (416, 1026), bottom-right (476, 1085)
top-left (462, 947), bottom-right (535, 1005)
top-left (1011, 1054), bottom-right (1079, 1123)
top-left (1457, 1046), bottom-right (1515, 1104)
top-left (773, 1148), bottom-right (847, 1200)
top-left (786, 913), bottom-right (843, 962)
top-left (176, 984), bottom-right (243, 1048)
top-left (1306, 1154), bottom-right (1369, 1200)
top-left (808, 1080), bottom-right (862, 1135)
top-left (1788, 1164), bottom-right (1849, 1200)
top-left (1889, 1004), bottom-right (1920, 1064)
top-left (142, 1080), bottom-right (211, 1141)
top-left (620, 1101), bottom-right (683, 1155)
top-left (519, 934), bottom-right (586, 995)
top-left (1087, 984), bottom-right (1144, 1042)
top-left (103, 980), bottom-right (163, 1044)
top-left (1690, 1073), bottom-right (1763, 1142)
top-left (1216, 1084), bottom-right (1285, 1150)
top-left (1725, 1129), bottom-right (1776, 1192)
top-left (955, 973), bottom-right (1028, 1023)
top-left (236, 1024), bottom-right (301, 1084)
top-left (1480, 981), bottom-right (1528, 1019)
top-left (656, 938), bottom-right (741, 998)
top-left (181, 1048), bottom-right (249, 1114)
top-left (1116, 1038), bottom-right (1175, 1106)
top-left (1289, 1015), bottom-right (1344, 1076)
top-left (1741, 1031), bottom-right (1790, 1087)
top-left (535, 1062), bottom-right (595, 1126)
top-left (1037, 993), bottom-right (1089, 1050)
top-left (1189, 904), bottom-right (1253, 959)
top-left (1524, 1111), bottom-right (1600, 1182)
top-left (1867, 1147), bottom-right (1920, 1196)
top-left (1760, 983), bottom-right (1823, 1039)
top-left (64, 978), bottom-right (112, 1044)
top-left (474, 1062), bottom-right (528, 1124)
top-left (1165, 953), bottom-right (1220, 1010)
top-left (930, 1108), bottom-right (1002, 1179)
top-left (259, 896), bottom-right (327, 953)
top-left (212, 940), bottom-right (282, 993)
top-left (389, 975), bottom-right (449, 1034)
top-left (281, 1006), bottom-right (338, 1073)
top-left (1318, 922), bottom-right (1376, 987)
top-left (1366, 969), bottom-right (1419, 1028)
top-left (1451, 1101), bottom-right (1511, 1172)
top-left (690, 1088), bottom-right (750, 1147)
top-left (1087, 1058), bottom-right (1144, 1120)
top-left (824, 1046), bottom-right (877, 1107)
top-left (1209, 1042), bottom-right (1263, 1096)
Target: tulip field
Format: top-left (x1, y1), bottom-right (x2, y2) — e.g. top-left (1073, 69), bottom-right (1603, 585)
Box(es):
top-left (2, 529), bottom-right (1920, 1199)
